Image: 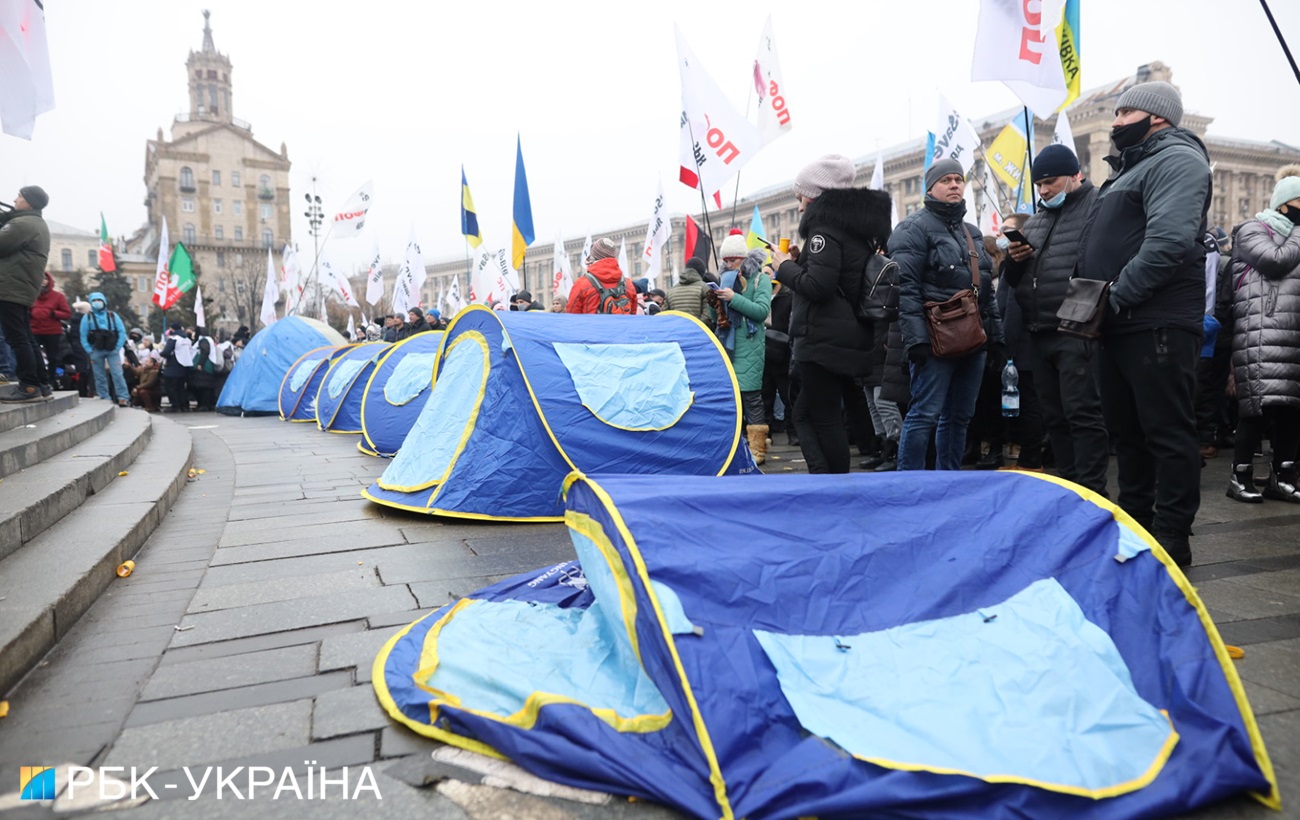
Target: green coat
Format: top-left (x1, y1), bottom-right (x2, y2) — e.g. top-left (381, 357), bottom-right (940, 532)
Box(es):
top-left (722, 272), bottom-right (772, 392)
top-left (0, 210), bottom-right (50, 308)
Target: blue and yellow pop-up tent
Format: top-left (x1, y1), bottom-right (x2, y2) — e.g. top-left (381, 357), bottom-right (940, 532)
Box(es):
top-left (375, 471), bottom-right (1278, 819)
top-left (217, 317), bottom-right (347, 416)
top-left (314, 340), bottom-right (391, 433)
top-left (277, 344), bottom-right (349, 422)
top-left (358, 331), bottom-right (444, 457)
top-left (362, 307), bottom-right (753, 521)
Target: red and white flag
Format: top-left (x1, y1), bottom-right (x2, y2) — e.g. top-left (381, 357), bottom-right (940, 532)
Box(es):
top-left (753, 15), bottom-right (792, 146)
top-left (971, 0), bottom-right (1068, 118)
top-left (552, 234), bottom-right (574, 299)
top-left (281, 244), bottom-right (302, 315)
top-left (151, 218), bottom-right (171, 308)
top-left (321, 250), bottom-right (359, 308)
top-left (332, 181), bottom-right (373, 238)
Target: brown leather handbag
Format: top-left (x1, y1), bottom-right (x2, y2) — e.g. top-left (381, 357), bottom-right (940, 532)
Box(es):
top-left (923, 226), bottom-right (988, 358)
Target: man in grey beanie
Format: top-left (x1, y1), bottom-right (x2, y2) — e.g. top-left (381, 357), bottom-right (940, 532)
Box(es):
top-left (1076, 78), bottom-right (1213, 567)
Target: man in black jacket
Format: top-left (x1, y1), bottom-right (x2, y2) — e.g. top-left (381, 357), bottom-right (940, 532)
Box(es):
top-left (1077, 81), bottom-right (1212, 566)
top-left (1004, 145), bottom-right (1108, 495)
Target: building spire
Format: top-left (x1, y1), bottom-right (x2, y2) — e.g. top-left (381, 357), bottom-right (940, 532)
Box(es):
top-left (201, 9), bottom-right (215, 53)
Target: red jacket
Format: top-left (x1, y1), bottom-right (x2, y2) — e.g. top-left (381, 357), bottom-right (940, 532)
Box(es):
top-left (30, 272), bottom-right (71, 335)
top-left (566, 258), bottom-right (638, 314)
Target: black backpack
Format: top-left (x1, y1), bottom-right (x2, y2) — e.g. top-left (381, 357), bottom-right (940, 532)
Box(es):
top-left (582, 272), bottom-right (633, 314)
top-left (850, 253), bottom-right (900, 327)
top-left (86, 311), bottom-right (120, 351)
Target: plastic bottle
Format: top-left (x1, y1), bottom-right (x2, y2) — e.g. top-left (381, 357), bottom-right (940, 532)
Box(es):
top-left (1001, 359), bottom-right (1020, 418)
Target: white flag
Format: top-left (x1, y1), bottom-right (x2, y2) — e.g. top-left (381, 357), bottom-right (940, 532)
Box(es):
top-left (391, 230), bottom-right (425, 316)
top-left (494, 248), bottom-right (518, 298)
top-left (581, 234), bottom-right (592, 272)
top-left (347, 314), bottom-right (355, 340)
top-left (320, 251), bottom-right (360, 307)
top-left (260, 247), bottom-right (279, 327)
top-left (1053, 109), bottom-right (1075, 152)
top-left (871, 151), bottom-right (899, 229)
top-left (971, 0), bottom-right (1068, 118)
top-left (552, 234), bottom-right (574, 299)
top-left (281, 244), bottom-right (302, 316)
top-left (979, 164), bottom-right (1004, 236)
top-left (0, 0), bottom-right (54, 139)
top-left (753, 15), bottom-right (792, 146)
top-left (444, 274), bottom-right (465, 316)
top-left (671, 262), bottom-right (680, 288)
top-left (364, 237), bottom-right (384, 306)
top-left (617, 239), bottom-right (629, 279)
top-left (676, 25), bottom-right (762, 207)
top-left (332, 181), bottom-right (373, 238)
top-left (151, 217), bottom-right (171, 307)
top-left (930, 93), bottom-right (982, 175)
top-left (193, 283), bottom-right (206, 330)
top-left (642, 178), bottom-right (669, 290)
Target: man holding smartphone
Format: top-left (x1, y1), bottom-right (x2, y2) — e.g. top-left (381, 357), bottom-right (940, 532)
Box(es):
top-left (1002, 144), bottom-right (1108, 497)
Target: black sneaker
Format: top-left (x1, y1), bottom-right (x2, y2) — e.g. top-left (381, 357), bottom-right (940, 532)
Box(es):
top-left (40, 384), bottom-right (53, 398)
top-left (1154, 530), bottom-right (1192, 568)
top-left (0, 384), bottom-right (44, 403)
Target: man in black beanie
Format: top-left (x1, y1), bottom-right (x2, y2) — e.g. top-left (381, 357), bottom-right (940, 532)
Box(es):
top-left (1003, 144), bottom-right (1108, 496)
top-left (0, 186), bottom-right (53, 401)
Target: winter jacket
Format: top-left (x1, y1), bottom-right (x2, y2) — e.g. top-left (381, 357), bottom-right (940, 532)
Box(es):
top-left (878, 320), bottom-right (910, 407)
top-left (1227, 218), bottom-right (1300, 417)
top-left (0, 209), bottom-right (50, 307)
top-left (1077, 127), bottom-right (1212, 336)
top-left (1003, 180), bottom-right (1100, 331)
top-left (79, 292), bottom-right (127, 354)
top-left (405, 316), bottom-right (432, 335)
top-left (720, 265), bottom-right (772, 392)
top-left (160, 334), bottom-right (190, 378)
top-left (30, 272), bottom-right (72, 335)
top-left (665, 266), bottom-right (710, 323)
top-left (567, 258), bottom-right (638, 314)
top-left (774, 186), bottom-right (893, 378)
top-left (890, 197), bottom-right (1003, 354)
top-left (764, 285), bottom-right (792, 367)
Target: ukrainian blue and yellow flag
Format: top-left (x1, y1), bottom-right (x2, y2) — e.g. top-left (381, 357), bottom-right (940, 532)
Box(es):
top-left (745, 205), bottom-right (767, 251)
top-left (987, 115), bottom-right (1037, 214)
top-left (511, 136), bottom-right (535, 270)
top-left (1057, 0), bottom-right (1081, 110)
top-left (461, 166), bottom-right (482, 249)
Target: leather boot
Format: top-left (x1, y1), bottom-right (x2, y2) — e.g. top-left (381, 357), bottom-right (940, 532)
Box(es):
top-left (747, 424), bottom-right (769, 466)
top-left (1227, 465), bottom-right (1264, 503)
top-left (786, 427), bottom-right (799, 447)
top-left (1262, 462), bottom-right (1300, 504)
top-left (874, 439), bottom-right (898, 472)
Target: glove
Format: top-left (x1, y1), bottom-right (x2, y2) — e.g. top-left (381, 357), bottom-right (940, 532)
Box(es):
top-left (907, 345), bottom-right (929, 366)
top-left (986, 342), bottom-right (1007, 372)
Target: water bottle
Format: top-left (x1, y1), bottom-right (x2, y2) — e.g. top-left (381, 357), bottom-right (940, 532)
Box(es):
top-left (1001, 359), bottom-right (1020, 417)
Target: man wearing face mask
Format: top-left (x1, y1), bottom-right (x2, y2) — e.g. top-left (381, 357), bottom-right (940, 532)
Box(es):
top-left (79, 290), bottom-right (131, 407)
top-left (1077, 80), bottom-right (1213, 567)
top-left (1002, 144), bottom-right (1108, 496)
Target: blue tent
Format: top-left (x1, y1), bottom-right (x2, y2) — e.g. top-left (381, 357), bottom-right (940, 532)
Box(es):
top-left (216, 317), bottom-right (347, 416)
top-left (375, 471), bottom-right (1278, 819)
top-left (314, 340), bottom-right (392, 433)
top-left (278, 344), bottom-right (349, 422)
top-left (363, 306), bottom-right (753, 521)
top-left (358, 331), bottom-right (445, 456)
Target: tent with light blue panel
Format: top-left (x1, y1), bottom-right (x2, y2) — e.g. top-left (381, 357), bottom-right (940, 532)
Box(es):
top-left (375, 470), bottom-right (1279, 819)
top-left (362, 306), bottom-right (754, 521)
top-left (217, 316), bottom-right (347, 416)
top-left (313, 340), bottom-right (392, 433)
top-left (278, 344), bottom-right (350, 422)
top-left (357, 331), bottom-right (445, 456)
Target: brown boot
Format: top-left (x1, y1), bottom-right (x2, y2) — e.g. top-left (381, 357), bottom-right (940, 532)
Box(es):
top-left (747, 424), bottom-right (769, 466)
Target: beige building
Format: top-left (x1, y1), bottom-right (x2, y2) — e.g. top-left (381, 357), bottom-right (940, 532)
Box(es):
top-left (419, 61), bottom-right (1300, 308)
top-left (126, 11), bottom-right (291, 331)
top-left (46, 221), bottom-right (155, 320)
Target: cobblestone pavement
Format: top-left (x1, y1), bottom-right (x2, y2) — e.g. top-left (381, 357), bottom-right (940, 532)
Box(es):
top-left (1, 417), bottom-right (1297, 818)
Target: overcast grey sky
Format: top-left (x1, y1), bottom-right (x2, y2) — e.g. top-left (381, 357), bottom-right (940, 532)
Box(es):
top-left (5, 0), bottom-right (1300, 273)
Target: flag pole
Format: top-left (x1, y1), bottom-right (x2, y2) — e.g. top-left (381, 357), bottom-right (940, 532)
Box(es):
top-left (686, 120), bottom-right (720, 271)
top-left (1259, 0), bottom-right (1300, 87)
top-left (1022, 106), bottom-right (1037, 215)
top-left (727, 90), bottom-right (757, 230)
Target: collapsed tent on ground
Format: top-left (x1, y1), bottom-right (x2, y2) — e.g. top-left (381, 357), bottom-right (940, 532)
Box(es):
top-left (314, 340), bottom-right (392, 433)
top-left (358, 332), bottom-right (445, 456)
top-left (363, 307), bottom-right (753, 521)
top-left (376, 471), bottom-right (1278, 819)
top-left (278, 344), bottom-right (350, 422)
top-left (217, 317), bottom-right (348, 416)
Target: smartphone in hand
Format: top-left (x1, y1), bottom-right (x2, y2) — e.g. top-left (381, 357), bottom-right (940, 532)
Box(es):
top-left (1002, 229), bottom-right (1032, 248)
top-left (706, 282), bottom-right (721, 291)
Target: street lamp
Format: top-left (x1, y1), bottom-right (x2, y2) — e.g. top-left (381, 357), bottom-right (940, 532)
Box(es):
top-left (303, 177), bottom-right (324, 316)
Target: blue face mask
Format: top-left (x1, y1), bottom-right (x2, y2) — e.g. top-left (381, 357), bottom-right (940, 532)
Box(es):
top-left (995, 236), bottom-right (1011, 251)
top-left (1041, 190), bottom-right (1068, 209)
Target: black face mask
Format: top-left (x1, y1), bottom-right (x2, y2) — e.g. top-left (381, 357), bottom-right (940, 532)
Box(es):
top-left (1282, 205), bottom-right (1300, 226)
top-left (1110, 115), bottom-right (1152, 152)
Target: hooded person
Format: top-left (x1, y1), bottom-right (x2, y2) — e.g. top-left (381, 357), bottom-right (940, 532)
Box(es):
top-left (78, 290), bottom-right (131, 406)
top-left (567, 237), bottom-right (638, 314)
top-left (30, 271), bottom-right (71, 380)
top-left (772, 154), bottom-right (894, 473)
top-left (0, 185), bottom-right (53, 401)
top-left (666, 257), bottom-right (711, 322)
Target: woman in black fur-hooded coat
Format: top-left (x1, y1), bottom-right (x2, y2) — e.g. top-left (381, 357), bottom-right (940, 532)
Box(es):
top-left (774, 154), bottom-right (893, 472)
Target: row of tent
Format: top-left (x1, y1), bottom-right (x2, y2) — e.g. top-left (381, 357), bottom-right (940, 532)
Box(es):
top-left (214, 311), bottom-right (1280, 818)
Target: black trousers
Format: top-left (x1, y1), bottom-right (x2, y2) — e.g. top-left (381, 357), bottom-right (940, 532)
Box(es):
top-left (1195, 346), bottom-right (1232, 445)
top-left (1234, 409), bottom-right (1300, 470)
top-left (762, 352), bottom-right (792, 432)
top-left (792, 360), bottom-right (855, 474)
top-left (1031, 332), bottom-right (1110, 494)
top-left (1098, 328), bottom-right (1200, 536)
top-left (0, 301), bottom-right (49, 388)
top-left (163, 375), bottom-right (189, 412)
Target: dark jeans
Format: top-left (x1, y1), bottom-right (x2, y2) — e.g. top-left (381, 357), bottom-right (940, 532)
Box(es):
top-left (899, 351), bottom-right (986, 471)
top-left (792, 360), bottom-right (856, 474)
top-left (1098, 328), bottom-right (1200, 536)
top-left (1196, 347), bottom-right (1232, 445)
top-left (1031, 331), bottom-right (1110, 495)
top-left (740, 390), bottom-right (764, 427)
top-left (1234, 409), bottom-right (1300, 470)
top-left (0, 300), bottom-right (49, 388)
top-left (0, 320), bottom-right (15, 377)
top-left (163, 374), bottom-right (189, 412)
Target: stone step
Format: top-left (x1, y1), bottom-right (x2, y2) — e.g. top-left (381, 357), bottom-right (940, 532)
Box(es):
top-left (0, 390), bottom-right (79, 435)
top-left (0, 397), bottom-right (115, 480)
top-left (0, 407), bottom-right (152, 562)
top-left (0, 414), bottom-right (193, 695)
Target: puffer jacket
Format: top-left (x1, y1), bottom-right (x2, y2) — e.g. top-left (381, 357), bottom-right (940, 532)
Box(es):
top-left (775, 186), bottom-right (893, 378)
top-left (720, 259), bottom-right (772, 392)
top-left (665, 266), bottom-right (710, 323)
top-left (79, 291), bottom-right (127, 354)
top-left (1003, 180), bottom-right (1099, 331)
top-left (1228, 218), bottom-right (1300, 417)
top-left (0, 209), bottom-right (51, 307)
top-left (1077, 127), bottom-right (1212, 335)
top-left (890, 197), bottom-right (1003, 353)
top-left (30, 272), bottom-right (72, 335)
top-left (567, 258), bottom-right (637, 315)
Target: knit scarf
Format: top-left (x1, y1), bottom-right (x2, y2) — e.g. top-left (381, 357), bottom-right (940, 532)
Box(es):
top-left (1255, 208), bottom-right (1294, 237)
top-left (719, 269), bottom-right (757, 352)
